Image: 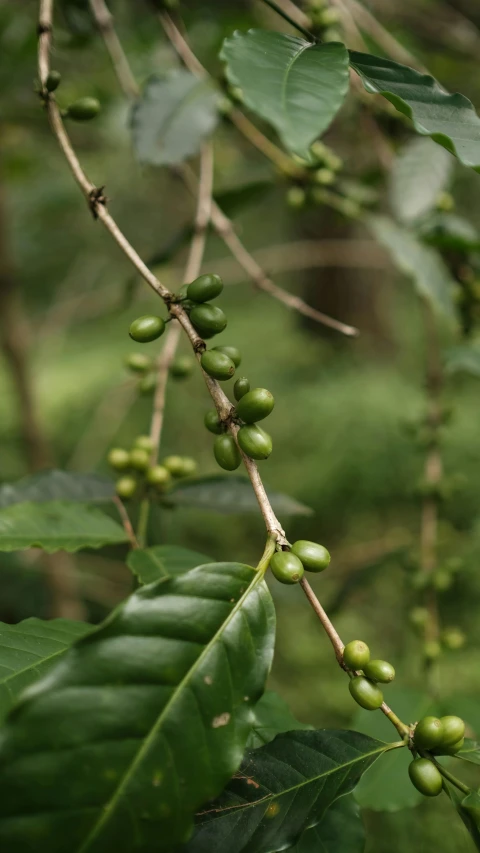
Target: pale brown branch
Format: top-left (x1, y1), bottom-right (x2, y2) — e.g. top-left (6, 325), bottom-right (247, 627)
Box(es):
top-left (346, 0), bottom-right (428, 72)
top-left (38, 0), bottom-right (286, 542)
top-left (88, 0), bottom-right (139, 99)
top-left (113, 496), bottom-right (139, 549)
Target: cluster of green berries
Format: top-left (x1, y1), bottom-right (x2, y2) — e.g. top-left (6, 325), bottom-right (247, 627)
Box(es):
top-left (205, 379), bottom-right (275, 469)
top-left (286, 141), bottom-right (344, 211)
top-left (343, 641), bottom-right (395, 711)
top-left (408, 714), bottom-right (466, 797)
top-left (306, 0), bottom-right (343, 41)
top-left (269, 540), bottom-right (331, 584)
top-left (108, 436), bottom-right (196, 499)
top-left (125, 350), bottom-right (194, 394)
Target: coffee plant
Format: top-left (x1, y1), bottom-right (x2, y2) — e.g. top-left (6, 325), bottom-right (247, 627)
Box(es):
top-left (1, 0), bottom-right (480, 850)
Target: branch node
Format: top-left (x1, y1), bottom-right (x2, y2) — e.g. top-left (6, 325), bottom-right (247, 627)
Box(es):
top-left (37, 22), bottom-right (52, 35)
top-left (88, 185), bottom-right (107, 218)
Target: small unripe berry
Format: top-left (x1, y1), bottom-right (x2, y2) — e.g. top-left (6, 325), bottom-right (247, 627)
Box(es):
top-left (286, 187), bottom-right (306, 209)
top-left (126, 353), bottom-right (152, 373)
top-left (409, 606), bottom-right (429, 628)
top-left (129, 315), bottom-right (165, 343)
top-left (318, 6), bottom-right (341, 25)
top-left (162, 455), bottom-right (191, 477)
top-left (214, 434), bottom-right (241, 471)
top-left (116, 476), bottom-right (137, 499)
top-left (134, 435), bottom-right (155, 453)
top-left (146, 465), bottom-right (171, 488)
top-left (212, 346), bottom-right (242, 368)
top-left (436, 191), bottom-right (454, 212)
top-left (187, 273), bottom-right (223, 303)
top-left (442, 627), bottom-right (466, 650)
top-left (237, 424), bottom-right (272, 460)
top-left (408, 759), bottom-right (443, 797)
top-left (190, 304), bottom-right (227, 336)
top-left (414, 717), bottom-right (444, 751)
top-left (205, 409), bottom-right (224, 435)
top-left (424, 640), bottom-right (441, 660)
top-left (441, 738), bottom-right (464, 755)
top-left (138, 373), bottom-right (157, 394)
top-left (179, 457), bottom-right (197, 477)
top-left (348, 676), bottom-right (383, 710)
top-left (201, 349), bottom-right (236, 381)
top-left (433, 570), bottom-right (452, 591)
top-left (107, 448), bottom-right (130, 471)
top-left (314, 168), bottom-right (335, 185)
top-left (270, 551), bottom-right (304, 584)
top-left (66, 96), bottom-right (101, 121)
top-left (439, 716), bottom-right (465, 747)
top-left (363, 660), bottom-right (395, 684)
top-left (45, 70), bottom-right (61, 92)
top-left (236, 388), bottom-right (274, 424)
top-left (291, 540), bottom-right (330, 573)
top-left (234, 377), bottom-right (250, 401)
top-left (129, 447), bottom-right (150, 471)
top-left (343, 640), bottom-right (370, 670)
top-left (169, 355), bottom-right (194, 379)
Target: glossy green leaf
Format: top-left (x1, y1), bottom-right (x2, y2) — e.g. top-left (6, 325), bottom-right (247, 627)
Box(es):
top-left (354, 686), bottom-right (436, 811)
top-left (221, 31), bottom-right (349, 159)
top-left (349, 51), bottom-right (480, 170)
top-left (0, 618), bottom-right (91, 724)
top-left (186, 729), bottom-right (389, 853)
top-left (368, 215), bottom-right (456, 318)
top-left (390, 137), bottom-right (453, 224)
top-left (447, 787), bottom-right (480, 852)
top-left (169, 475), bottom-right (313, 516)
top-left (126, 544), bottom-right (213, 584)
top-left (0, 562), bottom-right (275, 852)
top-left (131, 71), bottom-right (220, 166)
top-left (287, 795), bottom-right (365, 853)
top-left (0, 501), bottom-right (128, 552)
top-left (0, 471), bottom-right (115, 509)
top-left (457, 739), bottom-right (480, 765)
top-left (444, 345), bottom-right (480, 378)
top-left (247, 690), bottom-right (312, 749)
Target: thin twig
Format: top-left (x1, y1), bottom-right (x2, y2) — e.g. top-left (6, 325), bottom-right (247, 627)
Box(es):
top-left (113, 496), bottom-right (139, 549)
top-left (88, 0), bottom-right (139, 98)
top-left (258, 0), bottom-right (316, 40)
top-left (346, 0), bottom-right (428, 72)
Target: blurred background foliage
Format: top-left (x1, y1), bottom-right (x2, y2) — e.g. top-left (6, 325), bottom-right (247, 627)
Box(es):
top-left (2, 0), bottom-right (480, 849)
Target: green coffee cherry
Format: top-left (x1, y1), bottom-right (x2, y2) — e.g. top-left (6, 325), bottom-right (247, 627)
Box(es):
top-left (107, 448), bottom-right (130, 471)
top-left (314, 167), bottom-right (335, 185)
top-left (66, 96), bottom-right (101, 121)
top-left (343, 640), bottom-right (370, 670)
top-left (146, 465), bottom-right (171, 488)
top-left (201, 350), bottom-right (236, 381)
top-left (129, 447), bottom-right (150, 471)
top-left (237, 424), bottom-right (272, 460)
top-left (161, 455), bottom-right (189, 477)
top-left (409, 606), bottom-right (429, 628)
top-left (442, 627), bottom-right (466, 650)
top-left (440, 716), bottom-right (465, 747)
top-left (286, 187), bottom-right (306, 209)
top-left (414, 717), bottom-right (444, 751)
top-left (436, 191), bottom-right (454, 212)
top-left (180, 457), bottom-right (197, 477)
top-left (214, 434), bottom-right (241, 471)
top-left (187, 273), bottom-right (223, 303)
top-left (138, 373), bottom-right (157, 394)
top-left (204, 409), bottom-right (224, 435)
top-left (348, 676), bottom-right (383, 710)
top-left (126, 352), bottom-right (152, 373)
top-left (236, 388), bottom-right (274, 424)
top-left (45, 70), bottom-right (61, 92)
top-left (441, 738), bottom-right (464, 755)
top-left (234, 377), bottom-right (250, 401)
top-left (424, 640), bottom-right (441, 660)
top-left (408, 759), bottom-right (443, 797)
top-left (116, 476), bottom-right (137, 499)
top-left (270, 551), bottom-right (304, 584)
top-left (129, 315), bottom-right (165, 343)
top-left (291, 540), bottom-right (330, 573)
top-left (363, 660), bottom-right (395, 684)
top-left (190, 304), bottom-right (227, 336)
top-left (134, 435), bottom-right (155, 453)
top-left (170, 355), bottom-right (194, 379)
top-left (212, 346), bottom-right (242, 367)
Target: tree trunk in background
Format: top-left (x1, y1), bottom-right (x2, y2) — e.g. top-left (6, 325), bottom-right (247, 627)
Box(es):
top-left (0, 151), bottom-right (86, 621)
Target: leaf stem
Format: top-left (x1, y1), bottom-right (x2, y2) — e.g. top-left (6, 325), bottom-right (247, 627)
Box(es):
top-left (256, 536), bottom-right (277, 574)
top-left (258, 0), bottom-right (317, 41)
top-left (428, 755), bottom-right (471, 796)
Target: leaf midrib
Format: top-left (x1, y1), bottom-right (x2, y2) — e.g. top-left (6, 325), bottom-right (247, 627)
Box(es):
top-left (200, 737), bottom-right (392, 824)
top-left (280, 42), bottom-right (310, 140)
top-left (78, 564), bottom-right (266, 852)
